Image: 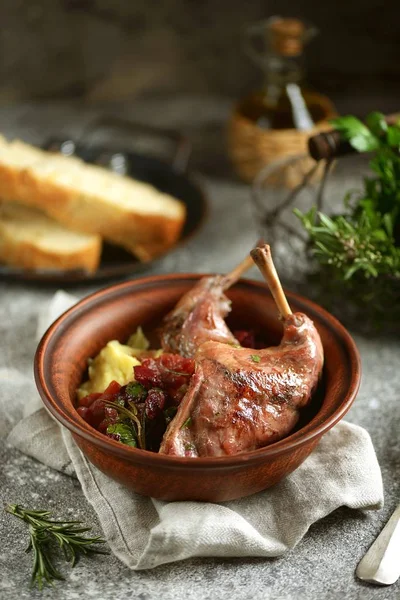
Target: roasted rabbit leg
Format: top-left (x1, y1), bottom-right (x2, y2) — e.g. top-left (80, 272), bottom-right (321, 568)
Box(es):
top-left (160, 245), bottom-right (323, 457)
top-left (161, 254), bottom-right (254, 357)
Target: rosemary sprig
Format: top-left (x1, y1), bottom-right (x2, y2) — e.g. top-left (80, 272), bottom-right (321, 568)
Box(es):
top-left (6, 504), bottom-right (108, 590)
top-left (103, 400), bottom-right (146, 449)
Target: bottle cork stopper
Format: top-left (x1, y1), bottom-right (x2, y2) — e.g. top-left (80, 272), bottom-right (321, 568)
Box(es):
top-left (269, 18), bottom-right (305, 57)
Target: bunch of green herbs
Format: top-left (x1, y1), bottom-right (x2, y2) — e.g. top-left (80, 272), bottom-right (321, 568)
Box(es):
top-left (294, 111), bottom-right (400, 323)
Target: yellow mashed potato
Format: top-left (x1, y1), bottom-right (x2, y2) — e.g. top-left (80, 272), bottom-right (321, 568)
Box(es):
top-left (77, 327), bottom-right (160, 400)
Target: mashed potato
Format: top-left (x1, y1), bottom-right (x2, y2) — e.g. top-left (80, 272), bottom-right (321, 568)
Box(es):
top-left (77, 327), bottom-right (160, 400)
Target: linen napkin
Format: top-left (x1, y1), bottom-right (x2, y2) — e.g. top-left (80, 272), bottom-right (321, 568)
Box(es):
top-left (6, 292), bottom-right (384, 570)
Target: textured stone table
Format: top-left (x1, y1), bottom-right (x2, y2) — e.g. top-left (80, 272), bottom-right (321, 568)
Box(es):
top-left (0, 100), bottom-right (399, 600)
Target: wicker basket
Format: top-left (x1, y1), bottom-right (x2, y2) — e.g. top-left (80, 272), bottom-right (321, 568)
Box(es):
top-left (228, 95), bottom-right (337, 187)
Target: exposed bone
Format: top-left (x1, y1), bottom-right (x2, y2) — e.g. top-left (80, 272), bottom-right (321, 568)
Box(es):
top-left (220, 254), bottom-right (254, 291)
top-left (251, 244), bottom-right (292, 320)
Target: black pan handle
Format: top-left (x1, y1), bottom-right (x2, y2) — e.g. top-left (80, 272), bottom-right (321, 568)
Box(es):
top-left (78, 115), bottom-right (192, 174)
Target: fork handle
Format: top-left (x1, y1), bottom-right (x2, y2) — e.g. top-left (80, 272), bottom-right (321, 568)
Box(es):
top-left (356, 502), bottom-right (400, 586)
top-left (308, 113), bottom-right (400, 161)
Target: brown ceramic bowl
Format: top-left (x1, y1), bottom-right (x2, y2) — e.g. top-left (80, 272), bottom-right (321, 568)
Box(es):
top-left (34, 274), bottom-right (361, 502)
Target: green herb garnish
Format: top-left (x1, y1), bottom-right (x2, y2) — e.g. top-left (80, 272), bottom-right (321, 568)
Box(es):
top-left (295, 112), bottom-right (400, 284)
top-left (125, 381), bottom-right (147, 401)
top-left (250, 354), bottom-right (261, 363)
top-left (106, 422), bottom-right (137, 447)
top-left (181, 417), bottom-right (193, 429)
top-left (5, 504), bottom-right (108, 590)
top-left (103, 400), bottom-right (146, 449)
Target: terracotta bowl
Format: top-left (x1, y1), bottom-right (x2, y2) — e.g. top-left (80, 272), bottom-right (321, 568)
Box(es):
top-left (34, 275), bottom-right (361, 502)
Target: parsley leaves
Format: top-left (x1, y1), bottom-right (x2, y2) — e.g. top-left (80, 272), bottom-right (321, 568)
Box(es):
top-left (106, 423), bottom-right (137, 447)
top-left (330, 115), bottom-right (380, 152)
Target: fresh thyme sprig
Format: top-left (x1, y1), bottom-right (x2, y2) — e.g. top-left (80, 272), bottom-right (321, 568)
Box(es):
top-left (5, 504), bottom-right (108, 590)
top-left (294, 206), bottom-right (400, 280)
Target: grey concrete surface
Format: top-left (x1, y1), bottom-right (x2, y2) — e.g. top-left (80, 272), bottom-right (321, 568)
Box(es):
top-left (0, 100), bottom-right (399, 599)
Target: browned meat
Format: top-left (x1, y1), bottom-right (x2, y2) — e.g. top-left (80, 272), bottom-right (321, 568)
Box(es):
top-left (159, 313), bottom-right (323, 456)
top-left (159, 245), bottom-right (324, 457)
top-left (161, 255), bottom-right (253, 358)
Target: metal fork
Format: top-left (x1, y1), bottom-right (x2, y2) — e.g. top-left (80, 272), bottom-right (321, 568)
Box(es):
top-left (356, 503), bottom-right (400, 586)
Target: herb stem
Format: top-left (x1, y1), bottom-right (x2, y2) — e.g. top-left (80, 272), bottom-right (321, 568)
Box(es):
top-left (5, 504), bottom-right (108, 590)
top-left (103, 400), bottom-right (146, 449)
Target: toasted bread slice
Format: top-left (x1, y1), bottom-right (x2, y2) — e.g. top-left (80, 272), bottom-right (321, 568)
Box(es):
top-left (0, 138), bottom-right (186, 261)
top-left (0, 202), bottom-right (101, 272)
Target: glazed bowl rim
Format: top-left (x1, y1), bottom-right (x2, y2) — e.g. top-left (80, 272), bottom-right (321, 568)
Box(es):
top-left (34, 273), bottom-right (361, 470)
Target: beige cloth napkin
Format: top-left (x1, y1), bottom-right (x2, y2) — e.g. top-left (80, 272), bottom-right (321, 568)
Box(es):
top-left (6, 292), bottom-right (384, 570)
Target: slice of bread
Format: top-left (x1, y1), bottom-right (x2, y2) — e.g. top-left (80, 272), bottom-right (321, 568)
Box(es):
top-left (0, 202), bottom-right (101, 272)
top-left (0, 138), bottom-right (186, 261)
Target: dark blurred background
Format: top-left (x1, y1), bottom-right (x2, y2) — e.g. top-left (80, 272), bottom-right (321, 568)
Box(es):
top-left (0, 0), bottom-right (399, 108)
